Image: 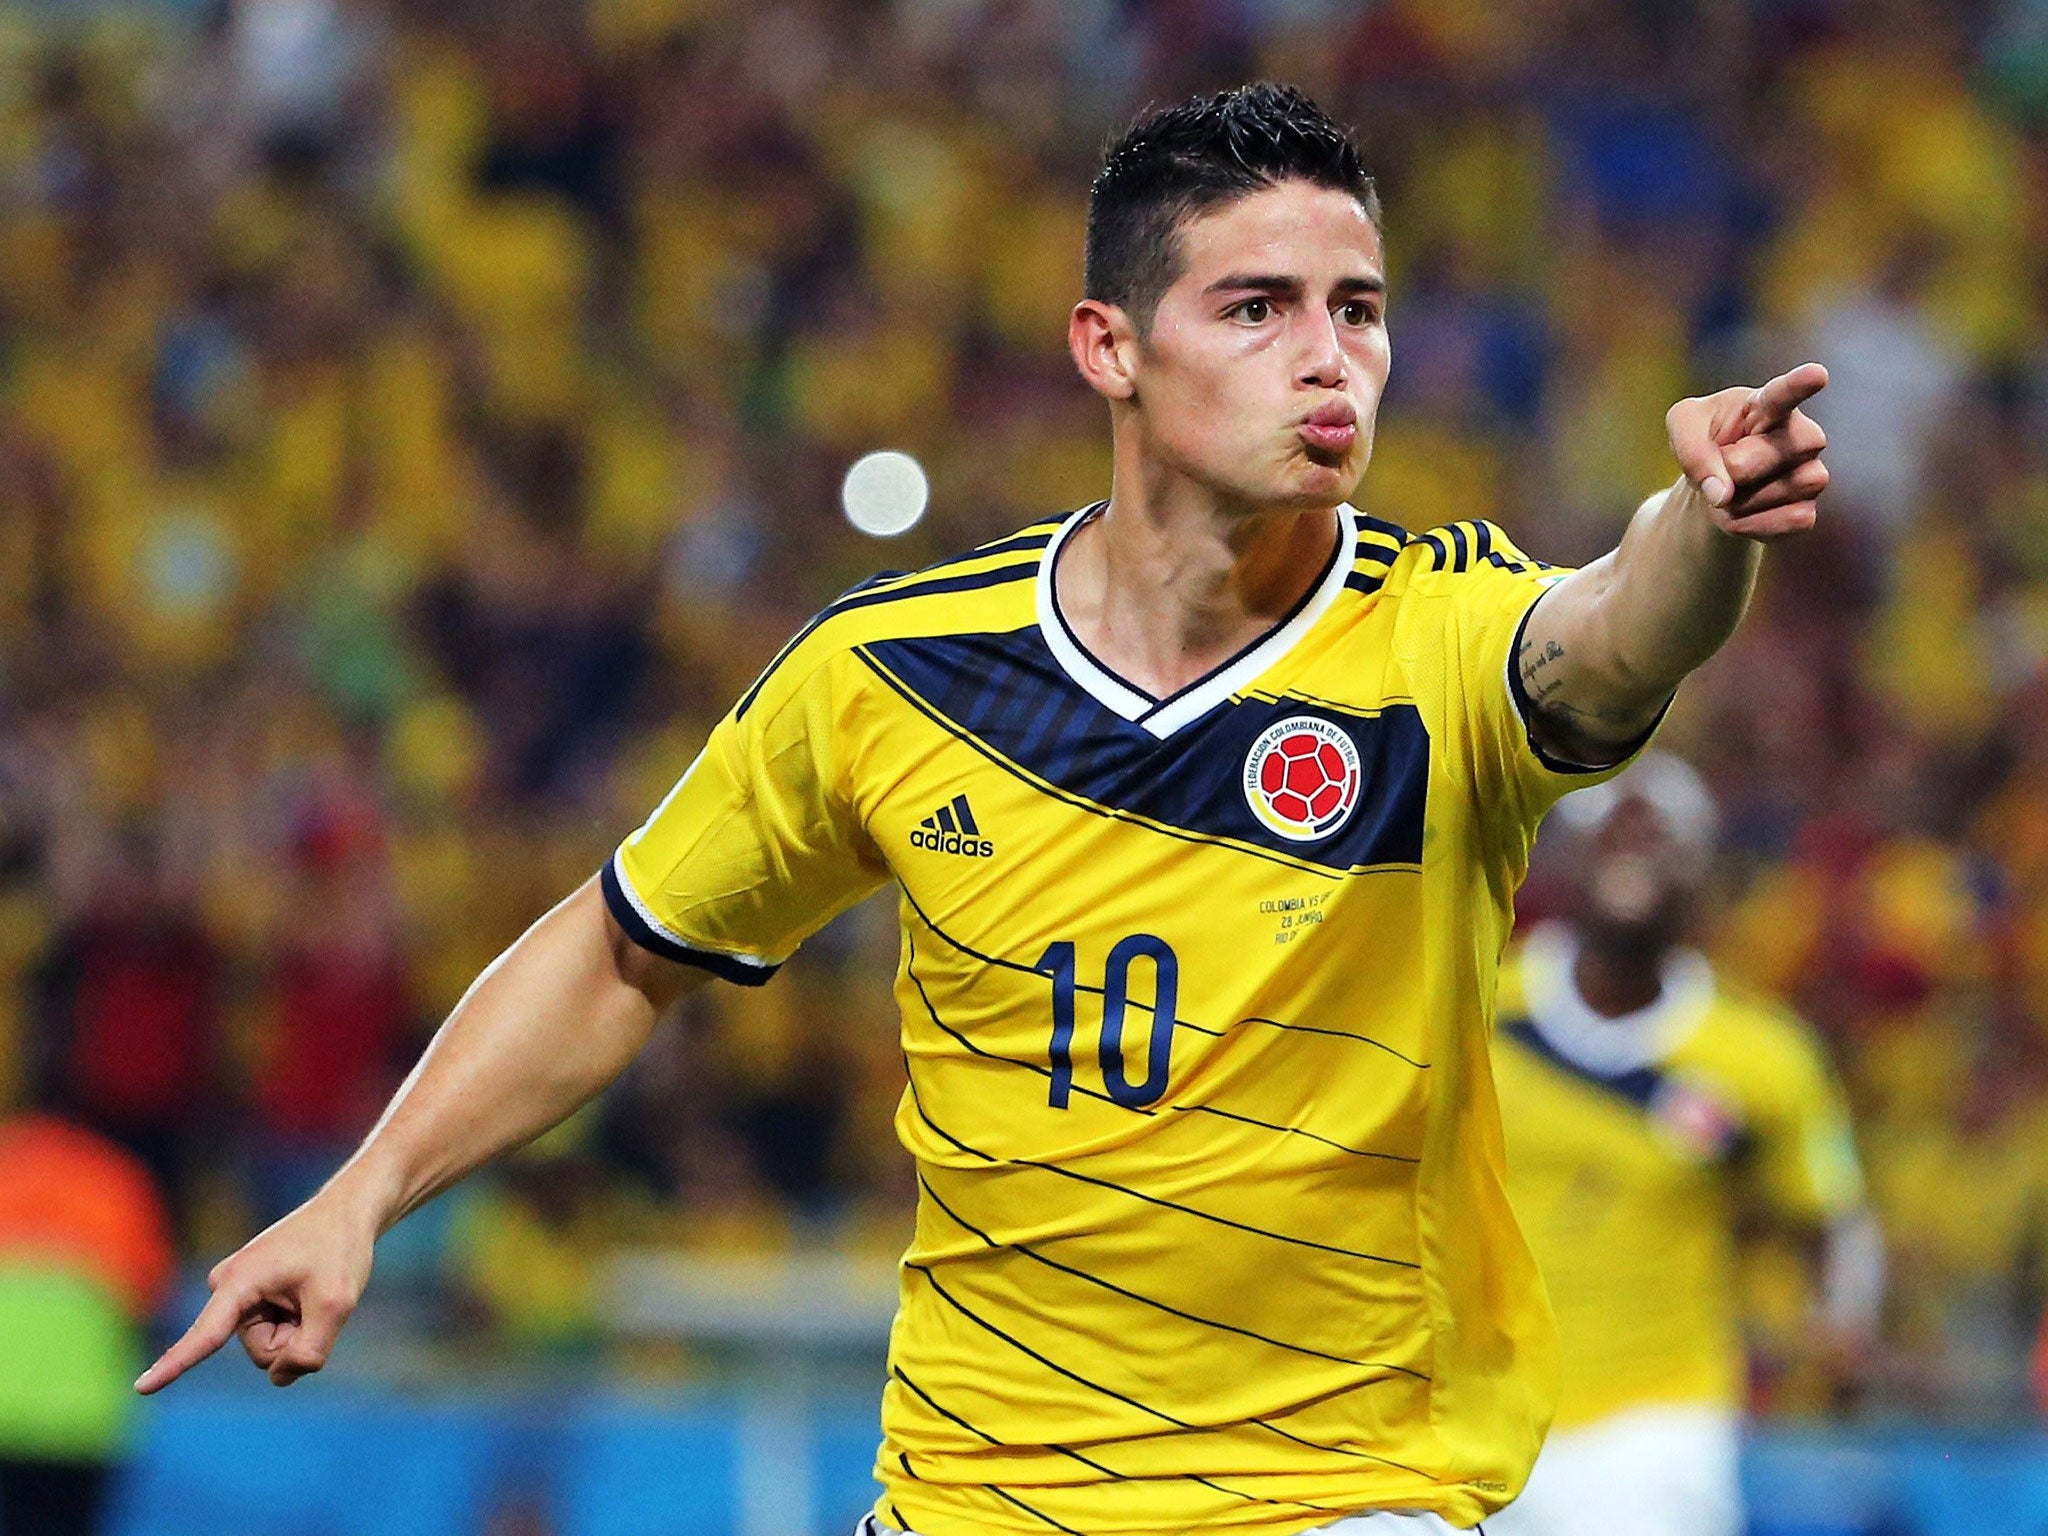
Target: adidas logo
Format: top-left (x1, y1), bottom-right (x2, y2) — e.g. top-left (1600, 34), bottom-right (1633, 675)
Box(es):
top-left (910, 794), bottom-right (995, 858)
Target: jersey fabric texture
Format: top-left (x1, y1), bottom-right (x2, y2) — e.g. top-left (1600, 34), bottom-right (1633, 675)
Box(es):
top-left (1494, 926), bottom-right (1865, 1432)
top-left (605, 503), bottom-right (1644, 1535)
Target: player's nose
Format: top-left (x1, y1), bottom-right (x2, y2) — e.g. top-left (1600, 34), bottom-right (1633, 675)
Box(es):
top-left (1295, 312), bottom-right (1347, 389)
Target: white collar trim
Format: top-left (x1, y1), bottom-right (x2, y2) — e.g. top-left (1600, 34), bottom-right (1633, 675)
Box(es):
top-left (1036, 501), bottom-right (1359, 741)
top-left (1519, 921), bottom-right (1715, 1076)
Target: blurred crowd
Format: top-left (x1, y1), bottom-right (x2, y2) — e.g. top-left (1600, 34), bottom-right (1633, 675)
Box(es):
top-left (1, 0), bottom-right (2046, 1423)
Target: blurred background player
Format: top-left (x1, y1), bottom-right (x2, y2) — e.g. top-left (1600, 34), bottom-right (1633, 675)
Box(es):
top-left (1490, 752), bottom-right (1882, 1536)
top-left (0, 1062), bottom-right (174, 1536)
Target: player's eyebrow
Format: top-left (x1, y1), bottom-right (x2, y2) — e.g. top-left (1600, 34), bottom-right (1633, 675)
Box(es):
top-left (1205, 274), bottom-right (1304, 299)
top-left (1203, 273), bottom-right (1387, 299)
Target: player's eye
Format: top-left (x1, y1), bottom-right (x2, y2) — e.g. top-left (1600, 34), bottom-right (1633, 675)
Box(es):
top-left (1227, 297), bottom-right (1273, 325)
top-left (1338, 300), bottom-right (1379, 326)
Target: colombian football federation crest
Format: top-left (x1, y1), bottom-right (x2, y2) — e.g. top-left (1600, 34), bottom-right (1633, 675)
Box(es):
top-left (1242, 716), bottom-right (1363, 842)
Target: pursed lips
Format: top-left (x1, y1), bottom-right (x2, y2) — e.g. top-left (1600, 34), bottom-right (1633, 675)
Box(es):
top-left (1299, 401), bottom-right (1357, 454)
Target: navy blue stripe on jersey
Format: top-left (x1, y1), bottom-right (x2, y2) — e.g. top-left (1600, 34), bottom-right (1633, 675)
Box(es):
top-left (1236, 1013), bottom-right (1428, 1069)
top-left (904, 933), bottom-right (1155, 1116)
top-left (892, 1367), bottom-right (1359, 1519)
top-left (904, 926), bottom-right (1420, 1161)
top-left (912, 1255), bottom-right (1436, 1480)
top-left (904, 1073), bottom-right (1418, 1267)
top-left (951, 794), bottom-right (979, 834)
top-left (1357, 511), bottom-right (1409, 546)
top-left (918, 1173), bottom-right (1428, 1376)
top-left (986, 1484), bottom-right (1088, 1535)
top-left (1501, 1018), bottom-right (1667, 1109)
top-left (735, 559), bottom-right (1040, 719)
top-left (862, 629), bottom-right (1429, 875)
top-left (1446, 522), bottom-right (1470, 571)
top-left (1502, 1018), bottom-right (1753, 1162)
top-left (600, 858), bottom-right (781, 985)
top-left (925, 527), bottom-right (1058, 568)
top-left (900, 878), bottom-right (1432, 1105)
top-left (1417, 531), bottom-right (1452, 569)
top-left (1506, 597), bottom-right (1670, 775)
top-left (1347, 525), bottom-right (1399, 597)
top-left (1248, 1411), bottom-right (1434, 1476)
top-left (906, 1260), bottom-right (1195, 1426)
top-left (893, 1367), bottom-right (1120, 1486)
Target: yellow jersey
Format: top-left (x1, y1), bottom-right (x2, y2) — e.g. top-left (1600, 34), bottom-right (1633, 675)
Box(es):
top-left (1494, 926), bottom-right (1865, 1431)
top-left (605, 504), bottom-right (1644, 1534)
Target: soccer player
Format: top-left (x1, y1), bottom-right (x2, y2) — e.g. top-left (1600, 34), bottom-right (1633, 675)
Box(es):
top-left (138, 85), bottom-right (1834, 1535)
top-left (1489, 754), bottom-right (1880, 1536)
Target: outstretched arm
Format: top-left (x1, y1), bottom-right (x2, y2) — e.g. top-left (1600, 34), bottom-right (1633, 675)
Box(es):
top-left (136, 875), bottom-right (702, 1392)
top-left (1518, 363), bottom-right (1831, 765)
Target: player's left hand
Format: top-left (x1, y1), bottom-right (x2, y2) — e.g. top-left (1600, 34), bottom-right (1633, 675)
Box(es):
top-left (1665, 362), bottom-right (1830, 541)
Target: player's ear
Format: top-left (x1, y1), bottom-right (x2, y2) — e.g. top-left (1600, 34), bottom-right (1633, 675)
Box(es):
top-left (1069, 299), bottom-right (1139, 402)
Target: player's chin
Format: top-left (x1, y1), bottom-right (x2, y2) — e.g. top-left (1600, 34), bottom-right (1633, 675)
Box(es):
top-left (1278, 450), bottom-right (1365, 508)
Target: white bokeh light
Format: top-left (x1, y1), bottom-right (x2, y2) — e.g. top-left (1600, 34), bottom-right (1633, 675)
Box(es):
top-left (841, 450), bottom-right (930, 537)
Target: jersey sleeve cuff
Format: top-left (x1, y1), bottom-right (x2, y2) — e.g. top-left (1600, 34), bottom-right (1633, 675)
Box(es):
top-left (1505, 594), bottom-right (1671, 777)
top-left (600, 854), bottom-right (784, 987)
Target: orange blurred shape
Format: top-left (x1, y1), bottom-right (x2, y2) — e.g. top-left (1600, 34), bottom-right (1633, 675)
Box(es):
top-left (0, 1115), bottom-right (173, 1318)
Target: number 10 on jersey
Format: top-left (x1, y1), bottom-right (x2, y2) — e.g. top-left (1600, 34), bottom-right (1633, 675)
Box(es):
top-left (1032, 936), bottom-right (1180, 1110)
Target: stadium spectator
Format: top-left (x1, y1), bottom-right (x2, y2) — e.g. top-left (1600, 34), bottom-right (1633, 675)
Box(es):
top-left (27, 831), bottom-right (224, 1238)
top-left (248, 786), bottom-right (417, 1223)
top-left (0, 1075), bottom-right (174, 1536)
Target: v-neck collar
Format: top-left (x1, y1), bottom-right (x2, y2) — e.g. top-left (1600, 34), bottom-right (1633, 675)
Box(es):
top-left (1036, 499), bottom-right (1358, 740)
top-left (1519, 923), bottom-right (1716, 1077)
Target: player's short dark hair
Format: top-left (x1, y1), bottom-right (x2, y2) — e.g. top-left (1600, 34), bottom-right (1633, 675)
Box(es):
top-left (1086, 83), bottom-right (1380, 333)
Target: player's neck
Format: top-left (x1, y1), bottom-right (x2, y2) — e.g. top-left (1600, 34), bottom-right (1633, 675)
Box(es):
top-left (1054, 476), bottom-right (1340, 700)
top-left (1569, 938), bottom-right (1667, 1020)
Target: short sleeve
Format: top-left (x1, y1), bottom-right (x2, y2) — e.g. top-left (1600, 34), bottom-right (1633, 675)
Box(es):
top-left (1397, 521), bottom-right (1665, 834)
top-left (1747, 1027), bottom-right (1867, 1226)
top-left (603, 651), bottom-right (889, 986)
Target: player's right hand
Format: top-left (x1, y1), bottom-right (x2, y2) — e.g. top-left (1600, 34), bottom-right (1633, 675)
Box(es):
top-left (1665, 361), bottom-right (1830, 541)
top-left (135, 1191), bottom-right (378, 1393)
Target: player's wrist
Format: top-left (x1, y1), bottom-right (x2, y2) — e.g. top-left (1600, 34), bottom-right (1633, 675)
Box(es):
top-left (1664, 475), bottom-right (1731, 533)
top-left (319, 1153), bottom-right (412, 1241)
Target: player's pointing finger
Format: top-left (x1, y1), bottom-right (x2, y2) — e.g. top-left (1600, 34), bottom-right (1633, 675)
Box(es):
top-left (1744, 363), bottom-right (1829, 430)
top-left (134, 1285), bottom-right (248, 1395)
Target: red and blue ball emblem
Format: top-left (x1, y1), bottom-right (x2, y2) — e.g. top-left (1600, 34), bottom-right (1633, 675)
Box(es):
top-left (1242, 716), bottom-right (1363, 842)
